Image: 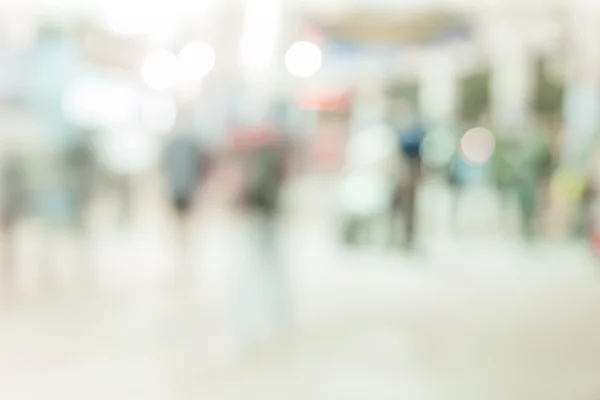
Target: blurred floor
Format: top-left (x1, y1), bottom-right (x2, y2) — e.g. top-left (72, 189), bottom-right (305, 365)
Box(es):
top-left (0, 174), bottom-right (599, 399)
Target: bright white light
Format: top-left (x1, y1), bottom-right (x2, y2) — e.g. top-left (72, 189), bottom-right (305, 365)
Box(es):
top-left (104, 0), bottom-right (181, 43)
top-left (107, 11), bottom-right (176, 39)
top-left (140, 94), bottom-right (177, 135)
top-left (141, 49), bottom-right (178, 91)
top-left (239, 0), bottom-right (281, 78)
top-left (285, 41), bottom-right (322, 78)
top-left (106, 10), bottom-right (146, 36)
top-left (62, 79), bottom-right (138, 128)
top-left (177, 40), bottom-right (215, 87)
top-left (460, 127), bottom-right (496, 165)
top-left (98, 125), bottom-right (160, 175)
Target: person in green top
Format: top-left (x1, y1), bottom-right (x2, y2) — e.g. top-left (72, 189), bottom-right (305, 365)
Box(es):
top-left (491, 135), bottom-right (520, 212)
top-left (514, 116), bottom-right (553, 240)
top-left (490, 115), bottom-right (554, 240)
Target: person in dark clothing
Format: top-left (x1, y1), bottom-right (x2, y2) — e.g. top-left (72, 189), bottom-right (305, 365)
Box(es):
top-left (398, 116), bottom-right (425, 249)
top-left (515, 118), bottom-right (553, 241)
top-left (245, 145), bottom-right (285, 213)
top-left (65, 134), bottom-right (96, 225)
top-left (240, 129), bottom-right (287, 275)
top-left (447, 150), bottom-right (470, 233)
top-left (63, 130), bottom-right (98, 287)
top-left (491, 136), bottom-right (519, 220)
top-left (163, 123), bottom-right (204, 283)
top-left (165, 134), bottom-right (201, 214)
top-left (0, 152), bottom-right (28, 298)
top-left (231, 125), bottom-right (291, 346)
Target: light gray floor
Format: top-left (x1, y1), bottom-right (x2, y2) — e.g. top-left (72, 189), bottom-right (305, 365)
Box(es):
top-left (0, 177), bottom-right (598, 399)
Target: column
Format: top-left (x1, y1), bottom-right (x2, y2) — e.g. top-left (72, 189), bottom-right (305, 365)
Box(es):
top-left (486, 16), bottom-right (533, 135)
top-left (237, 0), bottom-right (284, 122)
top-left (418, 47), bottom-right (458, 128)
top-left (350, 82), bottom-right (387, 132)
top-left (562, 4), bottom-right (600, 166)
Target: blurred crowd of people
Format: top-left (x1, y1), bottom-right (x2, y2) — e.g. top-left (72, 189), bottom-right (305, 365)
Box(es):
top-left (1, 95), bottom-right (599, 272)
top-left (1, 83), bottom-right (600, 345)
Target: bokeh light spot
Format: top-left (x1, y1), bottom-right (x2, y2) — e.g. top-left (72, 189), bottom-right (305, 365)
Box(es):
top-left (177, 40), bottom-right (215, 87)
top-left (285, 41), bottom-right (322, 78)
top-left (459, 127), bottom-right (496, 166)
top-left (141, 49), bottom-right (178, 91)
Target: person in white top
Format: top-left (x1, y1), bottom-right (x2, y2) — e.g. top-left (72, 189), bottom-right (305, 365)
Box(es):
top-left (339, 121), bottom-right (400, 244)
top-left (0, 102), bottom-right (51, 297)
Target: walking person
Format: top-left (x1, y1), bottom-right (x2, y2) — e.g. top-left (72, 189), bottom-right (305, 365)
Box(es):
top-left (231, 123), bottom-right (290, 347)
top-left (163, 115), bottom-right (205, 284)
top-left (0, 150), bottom-right (28, 299)
top-left (1, 103), bottom-right (63, 297)
top-left (63, 130), bottom-right (98, 288)
top-left (515, 116), bottom-right (553, 241)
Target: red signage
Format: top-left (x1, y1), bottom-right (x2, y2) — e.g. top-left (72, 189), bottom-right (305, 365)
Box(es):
top-left (297, 90), bottom-right (351, 112)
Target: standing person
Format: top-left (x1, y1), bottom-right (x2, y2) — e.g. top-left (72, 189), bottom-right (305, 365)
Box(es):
top-left (397, 108), bottom-right (426, 250)
top-left (63, 130), bottom-right (97, 287)
top-left (32, 132), bottom-right (97, 292)
top-left (538, 117), bottom-right (561, 234)
top-left (447, 149), bottom-right (471, 233)
top-left (163, 115), bottom-right (204, 283)
top-left (491, 135), bottom-right (519, 224)
top-left (1, 103), bottom-right (64, 295)
top-left (519, 116), bottom-right (553, 240)
top-left (583, 144), bottom-right (600, 257)
top-left (97, 124), bottom-right (161, 228)
top-left (514, 166), bottom-right (537, 240)
top-left (340, 121), bottom-right (398, 246)
top-left (31, 141), bottom-right (72, 291)
top-left (232, 123), bottom-right (290, 346)
top-left (243, 128), bottom-right (287, 268)
top-left (0, 149), bottom-right (28, 298)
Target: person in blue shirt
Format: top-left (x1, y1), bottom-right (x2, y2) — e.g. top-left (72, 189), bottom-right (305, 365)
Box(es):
top-left (163, 113), bottom-right (205, 284)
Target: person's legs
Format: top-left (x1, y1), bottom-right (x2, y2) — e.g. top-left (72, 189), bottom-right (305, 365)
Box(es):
top-left (73, 197), bottom-right (100, 293)
top-left (517, 184), bottom-right (537, 241)
top-left (257, 210), bottom-right (289, 331)
top-left (537, 178), bottom-right (552, 237)
top-left (39, 224), bottom-right (61, 293)
top-left (233, 210), bottom-right (273, 348)
top-left (497, 185), bottom-right (517, 233)
top-left (343, 215), bottom-right (361, 245)
top-left (403, 162), bottom-right (421, 249)
top-left (404, 192), bottom-right (415, 248)
top-left (450, 184), bottom-right (463, 233)
top-left (172, 196), bottom-right (193, 285)
top-left (404, 180), bottom-right (418, 249)
top-left (118, 176), bottom-right (132, 228)
top-left (0, 220), bottom-right (17, 300)
top-left (388, 188), bottom-right (402, 247)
